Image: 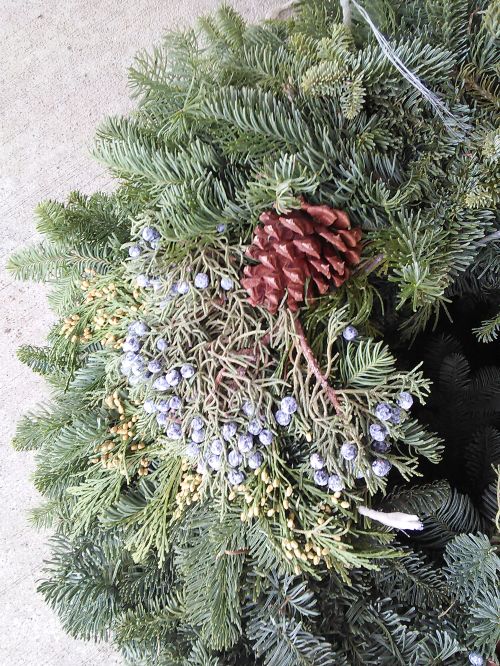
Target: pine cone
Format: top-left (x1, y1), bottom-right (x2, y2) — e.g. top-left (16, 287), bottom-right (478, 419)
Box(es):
top-left (241, 199), bottom-right (362, 314)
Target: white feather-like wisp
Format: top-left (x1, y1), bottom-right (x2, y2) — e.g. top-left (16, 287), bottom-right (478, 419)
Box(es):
top-left (359, 505), bottom-right (424, 531)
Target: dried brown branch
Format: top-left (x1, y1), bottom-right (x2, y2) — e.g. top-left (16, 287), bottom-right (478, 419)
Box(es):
top-left (293, 316), bottom-right (341, 413)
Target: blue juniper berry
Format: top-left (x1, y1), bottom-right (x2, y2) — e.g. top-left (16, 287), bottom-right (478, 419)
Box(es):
top-left (340, 441), bottom-right (358, 460)
top-left (275, 410), bottom-right (291, 426)
top-left (194, 272), bottom-right (210, 289)
top-left (342, 325), bottom-right (358, 341)
top-left (372, 459), bottom-right (392, 477)
top-left (310, 453), bottom-right (325, 470)
top-left (314, 470), bottom-right (329, 486)
top-left (258, 429), bottom-right (273, 446)
top-left (397, 391), bottom-right (414, 410)
top-left (328, 474), bottom-right (345, 492)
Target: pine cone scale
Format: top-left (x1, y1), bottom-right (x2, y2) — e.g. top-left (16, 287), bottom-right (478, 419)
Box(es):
top-left (312, 274), bottom-right (330, 293)
top-left (324, 249), bottom-right (345, 272)
top-left (316, 227), bottom-right (349, 252)
top-left (300, 200), bottom-right (351, 228)
top-left (293, 237), bottom-right (323, 258)
top-left (339, 227), bottom-right (363, 247)
top-left (309, 258), bottom-right (332, 277)
top-left (280, 212), bottom-right (314, 236)
top-left (344, 249), bottom-right (362, 265)
top-left (282, 265), bottom-right (306, 283)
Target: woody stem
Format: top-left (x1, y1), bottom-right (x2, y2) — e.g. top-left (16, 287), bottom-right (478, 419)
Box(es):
top-left (293, 316), bottom-right (341, 413)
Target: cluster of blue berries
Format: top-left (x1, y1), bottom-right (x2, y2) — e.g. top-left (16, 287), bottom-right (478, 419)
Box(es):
top-left (340, 325), bottom-right (415, 477)
top-left (468, 652), bottom-right (484, 666)
top-left (128, 224), bottom-right (235, 301)
top-left (152, 362), bottom-right (196, 392)
top-left (127, 226), bottom-right (164, 290)
top-left (183, 400), bottom-right (275, 487)
top-left (140, 349), bottom-right (197, 440)
top-left (177, 273), bottom-right (233, 294)
top-left (310, 453), bottom-right (346, 492)
top-left (120, 321), bottom-right (154, 386)
top-left (154, 272), bottom-right (234, 308)
top-left (128, 225), bottom-right (161, 260)
top-left (274, 396), bottom-right (298, 427)
top-left (119, 320), bottom-right (197, 426)
top-left (368, 392), bottom-right (414, 477)
top-left (309, 391), bottom-right (414, 489)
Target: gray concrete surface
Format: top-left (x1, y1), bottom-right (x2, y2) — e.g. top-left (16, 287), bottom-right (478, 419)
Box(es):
top-left (0, 2), bottom-right (281, 663)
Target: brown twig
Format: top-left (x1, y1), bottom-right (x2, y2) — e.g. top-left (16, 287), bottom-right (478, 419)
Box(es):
top-left (437, 599), bottom-right (456, 619)
top-left (463, 72), bottom-right (498, 106)
top-left (293, 316), bottom-right (341, 413)
top-left (214, 368), bottom-right (226, 387)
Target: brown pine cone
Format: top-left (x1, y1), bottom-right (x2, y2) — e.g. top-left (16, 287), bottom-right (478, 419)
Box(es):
top-left (241, 198), bottom-right (362, 314)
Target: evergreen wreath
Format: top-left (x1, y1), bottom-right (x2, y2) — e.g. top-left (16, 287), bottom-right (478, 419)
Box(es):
top-left (8, 1), bottom-right (500, 664)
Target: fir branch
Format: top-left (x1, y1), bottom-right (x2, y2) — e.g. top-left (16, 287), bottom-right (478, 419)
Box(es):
top-left (7, 240), bottom-right (120, 282)
top-left (473, 311), bottom-right (500, 342)
top-left (247, 614), bottom-right (339, 666)
top-left (16, 344), bottom-right (70, 377)
top-left (176, 504), bottom-right (246, 651)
